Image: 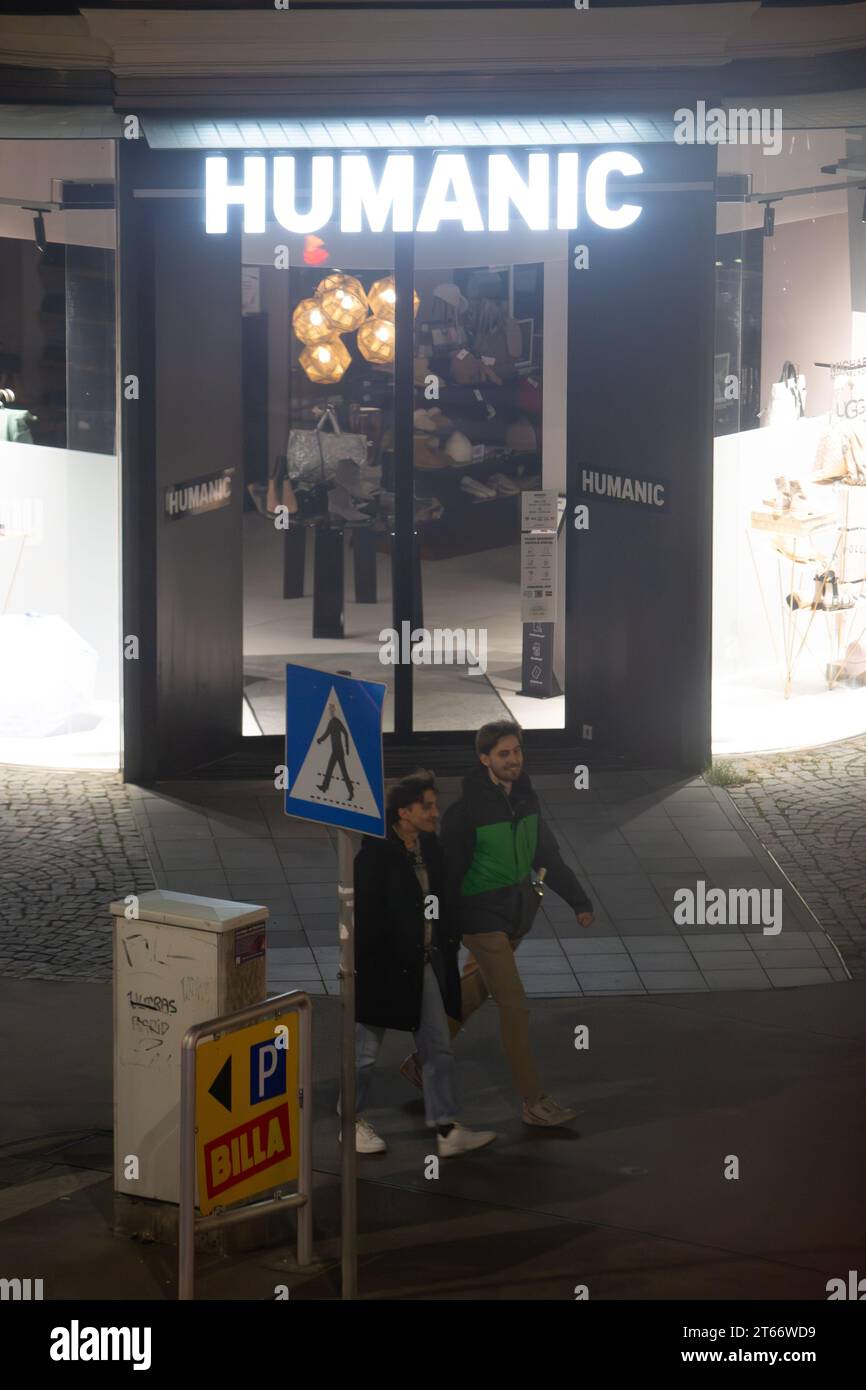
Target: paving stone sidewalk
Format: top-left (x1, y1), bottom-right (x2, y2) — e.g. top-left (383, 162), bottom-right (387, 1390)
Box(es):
top-left (1, 754), bottom-right (860, 988)
top-left (0, 767), bottom-right (155, 981)
top-left (724, 737), bottom-right (866, 979)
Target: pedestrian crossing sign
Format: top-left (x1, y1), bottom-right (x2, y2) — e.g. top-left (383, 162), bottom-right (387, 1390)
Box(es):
top-left (284, 664), bottom-right (386, 836)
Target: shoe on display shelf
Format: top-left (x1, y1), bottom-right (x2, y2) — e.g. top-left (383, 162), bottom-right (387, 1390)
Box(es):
top-left (487, 472), bottom-right (520, 496)
top-left (460, 476), bottom-right (498, 501)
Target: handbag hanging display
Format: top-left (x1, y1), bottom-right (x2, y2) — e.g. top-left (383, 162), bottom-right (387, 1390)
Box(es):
top-left (766, 361), bottom-right (806, 426)
top-left (449, 348), bottom-right (487, 385)
top-left (287, 405), bottom-right (367, 486)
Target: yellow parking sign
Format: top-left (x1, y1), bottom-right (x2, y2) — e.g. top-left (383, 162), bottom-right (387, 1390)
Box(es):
top-left (195, 1011), bottom-right (300, 1216)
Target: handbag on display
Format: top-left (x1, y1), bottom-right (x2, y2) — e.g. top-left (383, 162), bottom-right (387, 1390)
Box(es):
top-left (813, 416), bottom-right (849, 483)
top-left (471, 301), bottom-right (519, 382)
top-left (429, 286), bottom-right (469, 352)
top-left (813, 418), bottom-right (866, 484)
top-left (845, 426), bottom-right (866, 482)
top-left (505, 419), bottom-right (538, 453)
top-left (766, 361), bottom-right (806, 426)
top-left (838, 642), bottom-right (866, 683)
top-left (431, 324), bottom-right (466, 350)
top-left (517, 376), bottom-right (542, 413)
top-left (450, 349), bottom-right (488, 385)
top-left (287, 405), bottom-right (367, 486)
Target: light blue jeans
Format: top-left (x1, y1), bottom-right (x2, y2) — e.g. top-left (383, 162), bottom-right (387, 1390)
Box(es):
top-left (355, 963), bottom-right (457, 1128)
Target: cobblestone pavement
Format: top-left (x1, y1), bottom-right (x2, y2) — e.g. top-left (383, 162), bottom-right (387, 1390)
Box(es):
top-left (723, 738), bottom-right (866, 979)
top-left (0, 768), bottom-right (155, 981)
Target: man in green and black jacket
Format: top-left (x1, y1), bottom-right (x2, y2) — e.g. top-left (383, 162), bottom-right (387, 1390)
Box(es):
top-left (440, 720), bottom-right (594, 1126)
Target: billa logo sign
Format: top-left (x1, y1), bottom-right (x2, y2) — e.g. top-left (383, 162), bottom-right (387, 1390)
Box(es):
top-left (195, 1012), bottom-right (300, 1215)
top-left (203, 1104), bottom-right (291, 1203)
top-left (205, 150), bottom-right (644, 236)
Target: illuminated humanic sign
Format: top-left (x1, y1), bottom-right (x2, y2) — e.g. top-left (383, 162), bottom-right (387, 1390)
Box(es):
top-left (204, 150), bottom-right (644, 236)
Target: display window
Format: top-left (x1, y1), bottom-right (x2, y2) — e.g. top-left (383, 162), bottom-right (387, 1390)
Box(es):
top-left (0, 139), bottom-right (119, 768)
top-left (236, 150), bottom-right (568, 743)
top-left (713, 129), bottom-right (866, 753)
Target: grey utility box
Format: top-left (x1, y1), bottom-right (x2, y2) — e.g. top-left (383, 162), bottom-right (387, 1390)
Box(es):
top-left (110, 890), bottom-right (268, 1206)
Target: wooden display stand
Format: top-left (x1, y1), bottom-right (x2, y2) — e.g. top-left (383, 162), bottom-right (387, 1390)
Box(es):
top-left (749, 489), bottom-right (866, 695)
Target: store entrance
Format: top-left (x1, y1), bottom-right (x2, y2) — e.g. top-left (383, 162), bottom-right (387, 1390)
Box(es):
top-left (123, 140), bottom-right (716, 782)
top-left (239, 206), bottom-right (569, 749)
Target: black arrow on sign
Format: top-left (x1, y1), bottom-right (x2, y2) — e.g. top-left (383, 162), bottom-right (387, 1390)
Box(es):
top-left (208, 1055), bottom-right (232, 1113)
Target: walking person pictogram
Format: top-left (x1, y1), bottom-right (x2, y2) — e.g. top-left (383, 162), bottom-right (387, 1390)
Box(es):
top-left (316, 700), bottom-right (355, 801)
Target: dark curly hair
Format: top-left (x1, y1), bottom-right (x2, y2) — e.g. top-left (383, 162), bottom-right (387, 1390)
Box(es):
top-left (386, 769), bottom-right (437, 826)
top-left (475, 720), bottom-right (523, 759)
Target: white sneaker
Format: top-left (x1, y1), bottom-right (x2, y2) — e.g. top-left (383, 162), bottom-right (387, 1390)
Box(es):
top-left (522, 1094), bottom-right (576, 1127)
top-left (436, 1122), bottom-right (497, 1158)
top-left (338, 1118), bottom-right (387, 1154)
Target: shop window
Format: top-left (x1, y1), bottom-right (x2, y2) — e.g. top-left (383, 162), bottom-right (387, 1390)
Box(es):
top-left (411, 254), bottom-right (565, 732)
top-left (713, 130), bottom-right (866, 753)
top-left (0, 139), bottom-right (119, 768)
top-left (240, 156), bottom-right (568, 740)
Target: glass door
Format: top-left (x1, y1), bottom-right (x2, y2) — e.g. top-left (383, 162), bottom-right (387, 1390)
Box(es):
top-left (409, 151), bottom-right (569, 736)
top-left (240, 175), bottom-right (399, 737)
top-left (238, 148), bottom-right (570, 750)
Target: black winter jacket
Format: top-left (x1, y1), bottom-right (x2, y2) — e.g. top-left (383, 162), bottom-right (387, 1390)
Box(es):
top-left (354, 829), bottom-right (462, 1031)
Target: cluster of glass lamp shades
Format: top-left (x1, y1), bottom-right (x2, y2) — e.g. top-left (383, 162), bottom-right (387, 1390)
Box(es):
top-left (292, 273), bottom-right (419, 383)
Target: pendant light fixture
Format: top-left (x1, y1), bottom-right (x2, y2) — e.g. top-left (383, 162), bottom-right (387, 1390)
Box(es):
top-left (366, 275), bottom-right (420, 322)
top-left (316, 271), bottom-right (369, 331)
top-left (292, 297), bottom-right (336, 345)
top-left (299, 337), bottom-right (352, 383)
top-left (357, 316), bottom-right (395, 365)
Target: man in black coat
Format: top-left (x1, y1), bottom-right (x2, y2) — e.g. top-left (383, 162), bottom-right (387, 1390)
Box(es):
top-left (347, 771), bottom-right (497, 1158)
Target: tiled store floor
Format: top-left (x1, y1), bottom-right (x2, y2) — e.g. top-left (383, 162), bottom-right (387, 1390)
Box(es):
top-left (127, 769), bottom-right (850, 997)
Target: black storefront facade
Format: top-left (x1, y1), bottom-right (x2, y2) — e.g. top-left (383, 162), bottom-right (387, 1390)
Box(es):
top-left (5, 4), bottom-right (866, 784)
top-left (118, 129), bottom-right (716, 784)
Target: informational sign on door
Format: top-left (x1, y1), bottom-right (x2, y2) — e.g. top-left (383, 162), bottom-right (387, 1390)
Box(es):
top-left (521, 489), bottom-right (559, 534)
top-left (520, 489), bottom-right (559, 696)
top-left (521, 533), bottom-right (557, 622)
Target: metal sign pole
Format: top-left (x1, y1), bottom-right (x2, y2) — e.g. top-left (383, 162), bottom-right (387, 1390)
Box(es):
top-left (337, 827), bottom-right (357, 1300)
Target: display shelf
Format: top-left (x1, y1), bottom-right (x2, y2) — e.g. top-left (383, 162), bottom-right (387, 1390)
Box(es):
top-left (414, 448), bottom-right (538, 485)
top-left (416, 493), bottom-right (520, 560)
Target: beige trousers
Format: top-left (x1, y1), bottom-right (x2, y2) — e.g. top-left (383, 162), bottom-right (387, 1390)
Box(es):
top-left (448, 931), bottom-right (542, 1102)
